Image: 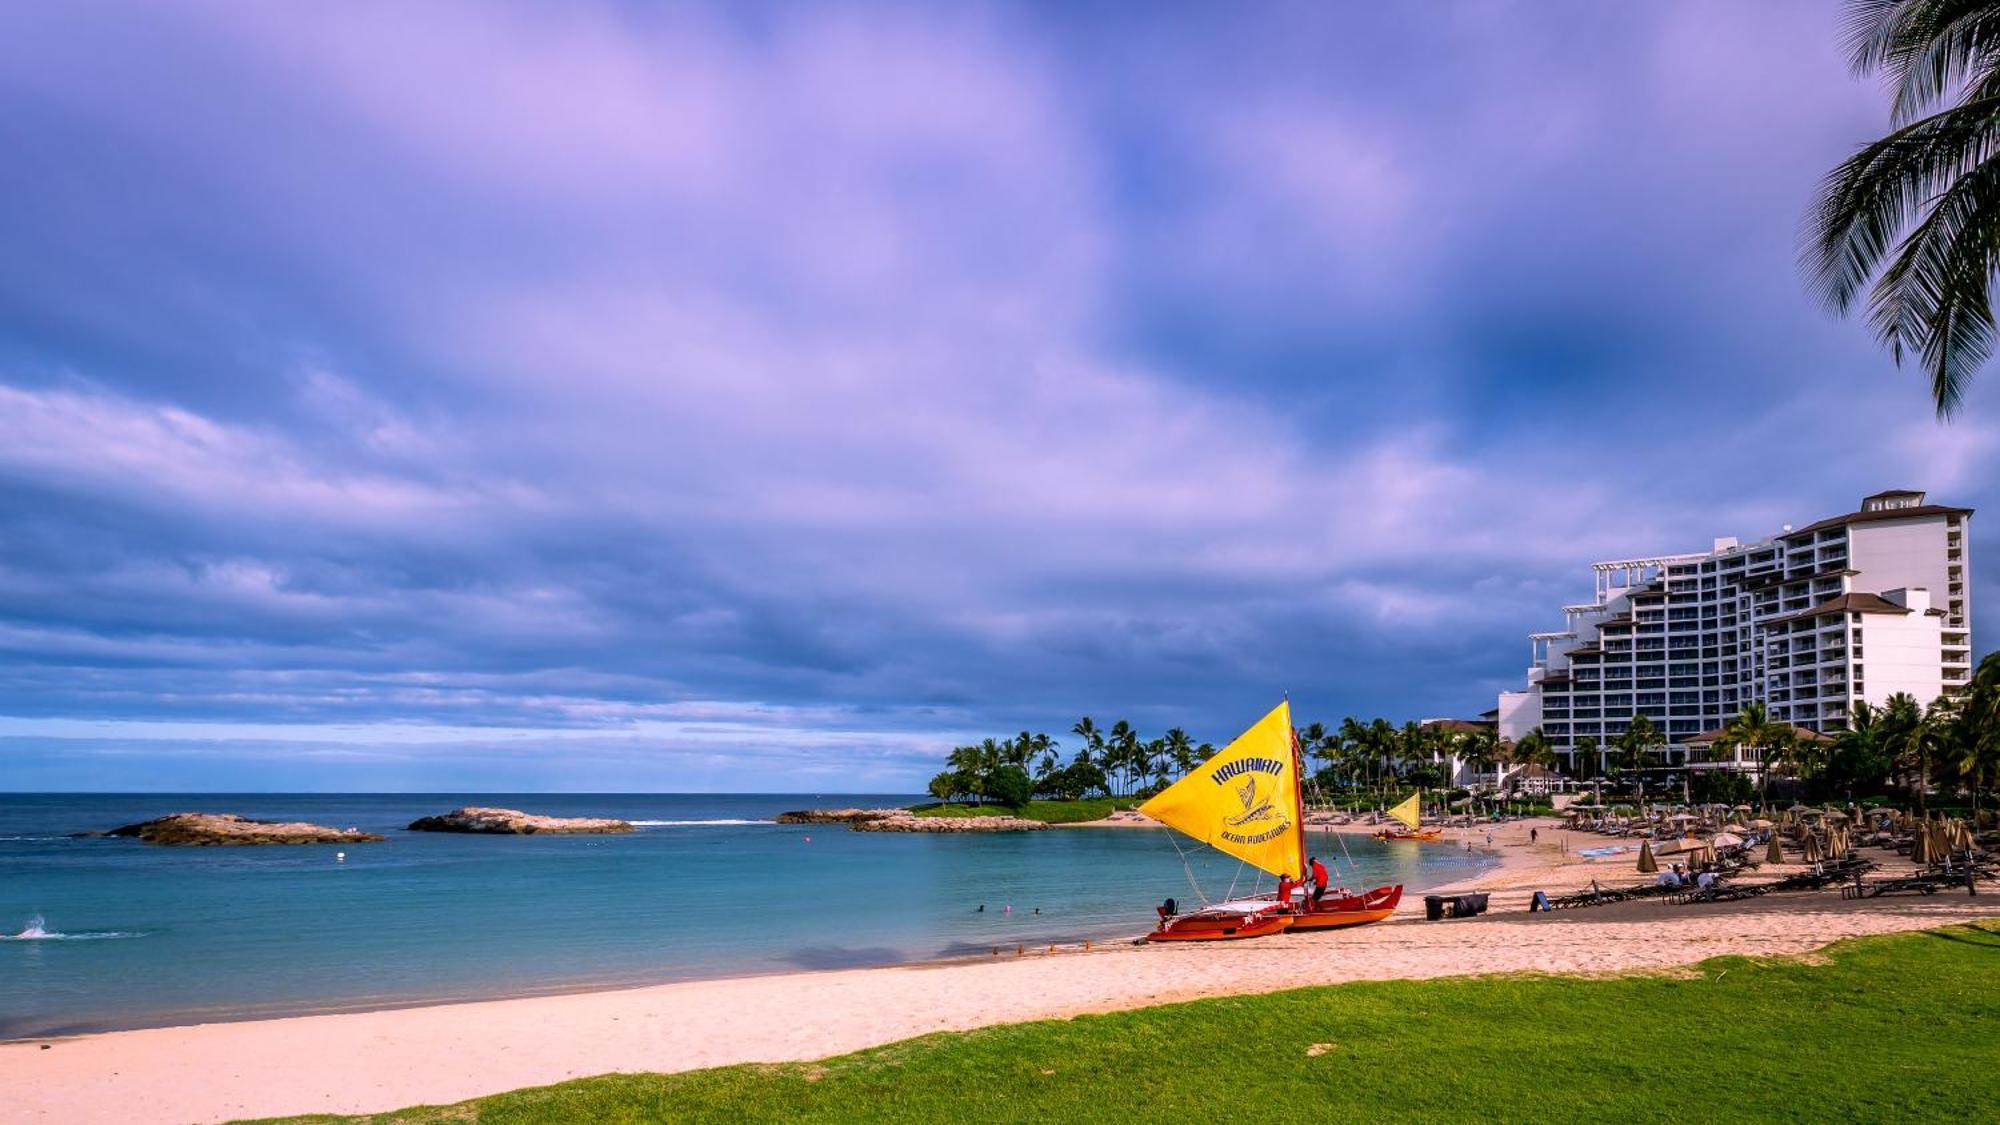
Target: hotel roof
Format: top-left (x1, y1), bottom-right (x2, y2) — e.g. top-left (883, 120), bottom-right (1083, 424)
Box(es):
top-left (1766, 591), bottom-right (1913, 625)
top-left (1782, 504), bottom-right (1972, 541)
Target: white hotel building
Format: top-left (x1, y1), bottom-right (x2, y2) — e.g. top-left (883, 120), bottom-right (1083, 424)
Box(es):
top-left (1497, 490), bottom-right (1973, 775)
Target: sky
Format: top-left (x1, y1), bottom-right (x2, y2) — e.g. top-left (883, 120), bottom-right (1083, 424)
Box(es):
top-left (1, 1), bottom-right (1995, 792)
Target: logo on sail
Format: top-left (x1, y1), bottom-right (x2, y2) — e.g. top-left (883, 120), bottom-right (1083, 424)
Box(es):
top-left (1219, 775), bottom-right (1292, 845)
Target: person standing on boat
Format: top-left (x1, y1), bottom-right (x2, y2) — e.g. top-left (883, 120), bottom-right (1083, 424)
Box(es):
top-left (1307, 856), bottom-right (1329, 907)
top-left (1276, 873), bottom-right (1297, 911)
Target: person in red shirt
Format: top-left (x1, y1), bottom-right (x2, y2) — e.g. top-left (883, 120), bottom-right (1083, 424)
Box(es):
top-left (1308, 856), bottom-right (1330, 907)
top-left (1276, 873), bottom-right (1296, 910)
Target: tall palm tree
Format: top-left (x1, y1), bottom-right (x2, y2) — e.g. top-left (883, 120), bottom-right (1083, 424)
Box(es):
top-left (1163, 727), bottom-right (1197, 779)
top-left (1908, 696), bottom-right (1961, 816)
top-left (1615, 714), bottom-right (1664, 810)
top-left (1510, 728), bottom-right (1557, 795)
top-left (1880, 691), bottom-right (1925, 795)
top-left (1108, 720), bottom-right (1140, 797)
top-left (1717, 702), bottom-right (1792, 808)
top-left (1573, 735), bottom-right (1601, 786)
top-left (1807, 0), bottom-right (2000, 417)
top-left (1953, 652), bottom-right (2000, 814)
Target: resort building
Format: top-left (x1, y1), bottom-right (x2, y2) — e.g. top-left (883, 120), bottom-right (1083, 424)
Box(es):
top-left (1497, 490), bottom-right (1973, 776)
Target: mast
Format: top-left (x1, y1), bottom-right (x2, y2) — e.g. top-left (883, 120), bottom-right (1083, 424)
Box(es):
top-left (1288, 695), bottom-right (1307, 880)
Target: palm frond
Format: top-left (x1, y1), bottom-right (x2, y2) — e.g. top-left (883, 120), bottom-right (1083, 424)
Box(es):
top-left (1863, 141), bottom-right (2000, 414)
top-left (1804, 95), bottom-right (2000, 314)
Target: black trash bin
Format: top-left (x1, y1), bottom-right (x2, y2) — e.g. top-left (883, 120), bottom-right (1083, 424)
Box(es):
top-left (1424, 894), bottom-right (1446, 921)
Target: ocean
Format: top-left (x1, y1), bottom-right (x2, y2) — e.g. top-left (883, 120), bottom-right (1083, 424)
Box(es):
top-left (0, 794), bottom-right (1493, 1039)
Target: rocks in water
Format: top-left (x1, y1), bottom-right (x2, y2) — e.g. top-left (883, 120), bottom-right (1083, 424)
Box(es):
top-left (405, 807), bottom-right (634, 835)
top-left (774, 808), bottom-right (900, 825)
top-left (777, 808), bottom-right (1048, 833)
top-left (854, 812), bottom-right (1048, 833)
top-left (91, 813), bottom-right (383, 847)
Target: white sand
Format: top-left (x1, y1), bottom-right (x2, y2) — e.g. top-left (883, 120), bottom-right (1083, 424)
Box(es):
top-left (7, 818), bottom-right (1993, 1123)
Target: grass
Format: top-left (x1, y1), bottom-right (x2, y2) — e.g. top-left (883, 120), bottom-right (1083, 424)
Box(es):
top-left (905, 799), bottom-right (1137, 824)
top-left (250, 921), bottom-right (2000, 1124)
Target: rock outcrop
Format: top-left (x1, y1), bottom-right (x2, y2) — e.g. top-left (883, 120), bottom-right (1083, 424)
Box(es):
top-left (90, 813), bottom-right (383, 846)
top-left (774, 808), bottom-right (900, 825)
top-left (405, 807), bottom-right (634, 835)
top-left (853, 812), bottom-right (1048, 833)
top-left (777, 808), bottom-right (1047, 833)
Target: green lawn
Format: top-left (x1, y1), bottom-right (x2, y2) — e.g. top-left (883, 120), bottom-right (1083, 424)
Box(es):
top-left (251, 921), bottom-right (2000, 1124)
top-left (905, 798), bottom-right (1137, 824)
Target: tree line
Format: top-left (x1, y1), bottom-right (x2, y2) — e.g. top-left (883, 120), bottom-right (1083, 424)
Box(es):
top-left (927, 652), bottom-right (1999, 812)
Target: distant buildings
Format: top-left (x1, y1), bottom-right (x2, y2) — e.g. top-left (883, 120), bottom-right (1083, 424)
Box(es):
top-left (1498, 490), bottom-right (1973, 777)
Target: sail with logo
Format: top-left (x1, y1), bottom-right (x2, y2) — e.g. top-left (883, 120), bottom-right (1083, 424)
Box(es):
top-left (1138, 701), bottom-right (1301, 877)
top-left (1138, 700), bottom-right (1405, 942)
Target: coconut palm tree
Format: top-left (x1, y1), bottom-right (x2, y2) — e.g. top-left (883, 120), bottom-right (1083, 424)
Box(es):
top-left (1952, 652), bottom-right (2000, 813)
top-left (1907, 696), bottom-right (1961, 816)
top-left (1717, 702), bottom-right (1792, 808)
top-left (1163, 727), bottom-right (1197, 779)
top-left (1614, 714), bottom-right (1664, 810)
top-left (1510, 728), bottom-right (1558, 795)
top-left (1108, 720), bottom-right (1140, 796)
top-left (1806, 0), bottom-right (2000, 417)
top-left (1572, 734), bottom-right (1601, 784)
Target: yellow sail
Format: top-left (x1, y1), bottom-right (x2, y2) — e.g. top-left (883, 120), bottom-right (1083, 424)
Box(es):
top-left (1386, 791), bottom-right (1421, 831)
top-left (1138, 701), bottom-right (1301, 878)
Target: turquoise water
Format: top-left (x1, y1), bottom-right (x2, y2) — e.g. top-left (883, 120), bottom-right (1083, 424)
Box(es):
top-left (0, 794), bottom-right (1491, 1038)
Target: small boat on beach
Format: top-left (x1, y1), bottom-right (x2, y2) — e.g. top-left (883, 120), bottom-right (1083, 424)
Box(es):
top-left (1137, 701), bottom-right (1402, 942)
top-left (1371, 792), bottom-right (1440, 841)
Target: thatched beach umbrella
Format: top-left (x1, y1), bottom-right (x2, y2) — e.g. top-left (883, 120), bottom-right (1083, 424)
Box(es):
top-left (1711, 831), bottom-right (1744, 850)
top-left (1637, 838), bottom-right (1658, 874)
top-left (1911, 825), bottom-right (1931, 865)
top-left (1766, 832), bottom-right (1784, 864)
top-left (1801, 832), bottom-right (1823, 863)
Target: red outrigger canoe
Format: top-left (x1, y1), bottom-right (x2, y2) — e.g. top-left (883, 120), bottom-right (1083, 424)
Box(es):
top-left (1374, 828), bottom-right (1442, 842)
top-left (1146, 883), bottom-right (1403, 942)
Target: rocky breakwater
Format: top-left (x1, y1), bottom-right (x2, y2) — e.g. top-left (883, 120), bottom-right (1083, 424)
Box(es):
top-left (776, 808), bottom-right (1048, 833)
top-left (87, 813), bottom-right (384, 846)
top-left (405, 807), bottom-right (634, 835)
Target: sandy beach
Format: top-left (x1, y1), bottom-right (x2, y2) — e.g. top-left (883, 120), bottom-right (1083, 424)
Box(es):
top-left (8, 816), bottom-right (1993, 1124)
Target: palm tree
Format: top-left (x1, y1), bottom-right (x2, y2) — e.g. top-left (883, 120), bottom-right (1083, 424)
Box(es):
top-left (1828, 700), bottom-right (1892, 802)
top-left (1163, 727), bottom-right (1197, 779)
top-left (1908, 696), bottom-right (1961, 816)
top-left (1806, 0), bottom-right (2000, 417)
top-left (1458, 728), bottom-right (1501, 789)
top-left (1108, 720), bottom-right (1140, 797)
top-left (1953, 652), bottom-right (2000, 814)
top-left (1510, 728), bottom-right (1557, 795)
top-left (1717, 702), bottom-right (1792, 809)
top-left (1615, 714), bottom-right (1664, 810)
top-left (1573, 735), bottom-right (1601, 786)
top-left (1880, 691), bottom-right (1925, 796)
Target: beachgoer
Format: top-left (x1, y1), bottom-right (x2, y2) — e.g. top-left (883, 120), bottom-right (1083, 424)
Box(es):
top-left (1696, 871), bottom-right (1716, 889)
top-left (1276, 873), bottom-right (1296, 909)
top-left (1530, 827), bottom-right (1539, 844)
top-left (1308, 856), bottom-right (1329, 905)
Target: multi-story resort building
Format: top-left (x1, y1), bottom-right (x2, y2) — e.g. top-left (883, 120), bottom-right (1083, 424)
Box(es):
top-left (1496, 490), bottom-right (1973, 777)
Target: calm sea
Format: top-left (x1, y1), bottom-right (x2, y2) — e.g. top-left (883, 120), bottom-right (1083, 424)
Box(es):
top-left (0, 794), bottom-right (1491, 1038)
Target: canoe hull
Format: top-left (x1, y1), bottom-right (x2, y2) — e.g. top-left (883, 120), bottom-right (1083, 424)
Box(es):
top-left (1144, 884), bottom-right (1402, 941)
top-left (1144, 911), bottom-right (1293, 942)
top-left (1287, 884), bottom-right (1403, 930)
top-left (1374, 829), bottom-right (1441, 842)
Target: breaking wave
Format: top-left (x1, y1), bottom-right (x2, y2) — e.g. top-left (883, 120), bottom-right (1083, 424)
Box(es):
top-left (3, 915), bottom-right (146, 941)
top-left (628, 818), bottom-right (767, 827)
